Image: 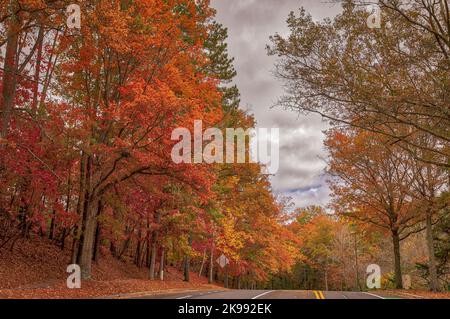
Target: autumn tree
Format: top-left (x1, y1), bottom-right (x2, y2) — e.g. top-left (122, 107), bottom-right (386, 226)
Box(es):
top-left (0, 0), bottom-right (76, 254)
top-left (268, 1), bottom-right (449, 168)
top-left (0, 0), bottom-right (303, 290)
top-left (277, 206), bottom-right (380, 291)
top-left (1, 0), bottom-right (223, 280)
top-left (326, 128), bottom-right (426, 289)
top-left (295, 207), bottom-right (336, 291)
top-left (407, 136), bottom-right (448, 291)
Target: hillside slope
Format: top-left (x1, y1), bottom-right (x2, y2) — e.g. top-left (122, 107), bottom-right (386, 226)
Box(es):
top-left (0, 239), bottom-right (219, 298)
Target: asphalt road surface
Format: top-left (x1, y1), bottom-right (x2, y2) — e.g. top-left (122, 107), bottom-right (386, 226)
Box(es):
top-left (137, 289), bottom-right (389, 299)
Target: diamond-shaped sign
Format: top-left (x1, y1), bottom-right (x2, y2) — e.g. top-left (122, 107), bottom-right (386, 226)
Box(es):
top-left (216, 254), bottom-right (229, 268)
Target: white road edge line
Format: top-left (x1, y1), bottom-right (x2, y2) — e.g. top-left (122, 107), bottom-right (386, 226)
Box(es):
top-left (176, 295), bottom-right (193, 300)
top-left (252, 290), bottom-right (275, 299)
top-left (363, 292), bottom-right (385, 299)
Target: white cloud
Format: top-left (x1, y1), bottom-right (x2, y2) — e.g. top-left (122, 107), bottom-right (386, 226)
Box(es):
top-left (211, 0), bottom-right (342, 208)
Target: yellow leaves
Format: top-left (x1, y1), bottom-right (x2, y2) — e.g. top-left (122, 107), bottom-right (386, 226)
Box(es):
top-left (215, 213), bottom-right (248, 262)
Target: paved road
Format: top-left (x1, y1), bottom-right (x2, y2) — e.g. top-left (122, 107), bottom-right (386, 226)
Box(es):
top-left (137, 289), bottom-right (388, 299)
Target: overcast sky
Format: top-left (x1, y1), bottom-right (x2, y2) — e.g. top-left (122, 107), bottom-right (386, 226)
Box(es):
top-left (210, 0), bottom-right (343, 209)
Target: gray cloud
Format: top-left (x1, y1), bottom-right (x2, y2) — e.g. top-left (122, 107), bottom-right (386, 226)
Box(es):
top-left (211, 0), bottom-right (342, 208)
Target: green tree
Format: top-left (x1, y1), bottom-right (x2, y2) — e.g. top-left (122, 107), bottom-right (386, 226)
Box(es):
top-left (204, 21), bottom-right (240, 112)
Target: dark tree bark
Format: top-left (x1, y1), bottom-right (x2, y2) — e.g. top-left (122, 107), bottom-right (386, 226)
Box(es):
top-left (78, 199), bottom-right (98, 279)
top-left (149, 210), bottom-right (161, 280)
top-left (146, 217), bottom-right (152, 267)
top-left (31, 25), bottom-right (44, 113)
top-left (76, 154), bottom-right (92, 264)
top-left (224, 266), bottom-right (228, 288)
top-left (139, 241), bottom-right (147, 268)
top-left (198, 249), bottom-right (206, 277)
top-left (148, 239), bottom-right (157, 279)
top-left (134, 230), bottom-right (142, 266)
top-left (76, 155), bottom-right (103, 279)
top-left (118, 226), bottom-right (133, 259)
top-left (426, 211), bottom-right (439, 291)
top-left (392, 230), bottom-right (403, 289)
top-left (1, 1), bottom-right (19, 138)
top-left (92, 200), bottom-right (103, 263)
top-left (48, 208), bottom-right (56, 240)
top-left (71, 153), bottom-right (86, 264)
top-left (183, 234), bottom-right (192, 282)
top-left (60, 172), bottom-right (72, 250)
top-left (110, 241), bottom-right (117, 257)
top-left (208, 245), bottom-right (214, 284)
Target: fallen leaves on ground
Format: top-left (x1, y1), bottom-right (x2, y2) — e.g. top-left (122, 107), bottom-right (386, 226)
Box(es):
top-left (0, 238), bottom-right (220, 299)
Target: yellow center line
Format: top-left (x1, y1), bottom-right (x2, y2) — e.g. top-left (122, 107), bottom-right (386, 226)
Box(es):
top-left (313, 291), bottom-right (320, 299)
top-left (319, 291), bottom-right (325, 299)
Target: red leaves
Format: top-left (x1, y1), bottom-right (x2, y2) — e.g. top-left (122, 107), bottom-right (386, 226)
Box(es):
top-left (0, 0), bottom-right (292, 288)
top-left (0, 239), bottom-right (216, 298)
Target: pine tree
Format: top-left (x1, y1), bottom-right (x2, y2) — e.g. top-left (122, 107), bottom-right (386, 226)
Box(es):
top-left (204, 21), bottom-right (240, 112)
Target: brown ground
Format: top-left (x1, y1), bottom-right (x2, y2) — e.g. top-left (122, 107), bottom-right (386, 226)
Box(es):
top-left (0, 238), bottom-right (220, 299)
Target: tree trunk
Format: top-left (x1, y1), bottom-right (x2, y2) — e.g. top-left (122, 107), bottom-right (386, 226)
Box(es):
top-left (140, 241), bottom-right (147, 268)
top-left (224, 266), bottom-right (229, 288)
top-left (208, 245), bottom-right (214, 284)
top-left (78, 199), bottom-right (98, 279)
top-left (354, 232), bottom-right (361, 291)
top-left (71, 153), bottom-right (86, 264)
top-left (1, 1), bottom-right (19, 139)
top-left (149, 240), bottom-right (157, 279)
top-left (110, 241), bottom-right (117, 257)
top-left (70, 228), bottom-right (79, 264)
top-left (31, 25), bottom-right (44, 113)
top-left (135, 230), bottom-right (142, 266)
top-left (426, 211), bottom-right (439, 291)
top-left (149, 210), bottom-right (161, 280)
top-left (118, 231), bottom-right (132, 259)
top-left (183, 256), bottom-right (190, 281)
top-left (92, 221), bottom-right (102, 262)
top-left (59, 228), bottom-right (68, 250)
top-left (184, 234), bottom-right (192, 282)
top-left (159, 246), bottom-right (165, 281)
top-left (392, 231), bottom-right (403, 289)
top-left (198, 249), bottom-right (206, 277)
top-left (76, 154), bottom-right (99, 279)
top-left (60, 172), bottom-right (72, 250)
top-left (76, 154), bottom-right (92, 266)
top-left (146, 231), bottom-right (151, 267)
top-left (48, 208), bottom-right (56, 240)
